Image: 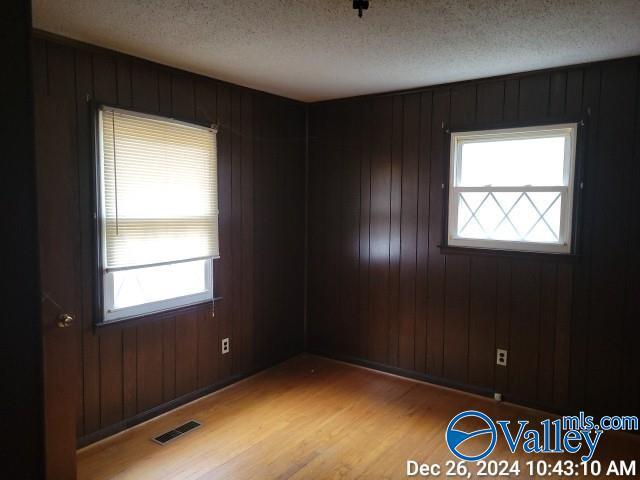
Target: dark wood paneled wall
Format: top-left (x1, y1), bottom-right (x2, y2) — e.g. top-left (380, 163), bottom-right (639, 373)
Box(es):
top-left (308, 58), bottom-right (640, 417)
top-left (32, 34), bottom-right (306, 444)
top-left (33, 30), bottom-right (640, 444)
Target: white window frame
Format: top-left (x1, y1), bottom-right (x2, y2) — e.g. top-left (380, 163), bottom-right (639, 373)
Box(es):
top-left (96, 107), bottom-right (215, 323)
top-left (447, 123), bottom-right (578, 254)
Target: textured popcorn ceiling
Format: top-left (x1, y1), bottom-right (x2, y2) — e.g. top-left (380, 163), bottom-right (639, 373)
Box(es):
top-left (32, 0), bottom-right (640, 101)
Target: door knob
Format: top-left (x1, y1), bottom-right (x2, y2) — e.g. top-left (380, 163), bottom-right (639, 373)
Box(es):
top-left (57, 313), bottom-right (74, 328)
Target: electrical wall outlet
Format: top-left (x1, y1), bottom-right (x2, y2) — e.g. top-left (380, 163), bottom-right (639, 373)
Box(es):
top-left (496, 348), bottom-right (508, 366)
top-left (494, 392), bottom-right (503, 402)
top-left (221, 337), bottom-right (230, 354)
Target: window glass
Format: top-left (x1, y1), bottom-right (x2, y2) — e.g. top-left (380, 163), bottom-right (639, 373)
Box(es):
top-left (110, 259), bottom-right (209, 310)
top-left (448, 124), bottom-right (577, 253)
top-left (459, 136), bottom-right (566, 186)
top-left (97, 106), bottom-right (218, 322)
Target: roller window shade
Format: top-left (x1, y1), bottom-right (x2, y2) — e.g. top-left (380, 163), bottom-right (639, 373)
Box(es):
top-left (99, 107), bottom-right (219, 270)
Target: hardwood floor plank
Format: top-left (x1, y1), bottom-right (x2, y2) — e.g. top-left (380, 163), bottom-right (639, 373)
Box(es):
top-left (78, 355), bottom-right (640, 480)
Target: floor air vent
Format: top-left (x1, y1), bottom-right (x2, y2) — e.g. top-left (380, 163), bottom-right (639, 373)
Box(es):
top-left (152, 420), bottom-right (202, 445)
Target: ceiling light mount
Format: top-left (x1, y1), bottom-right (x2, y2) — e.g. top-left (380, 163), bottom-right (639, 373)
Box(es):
top-left (353, 0), bottom-right (369, 18)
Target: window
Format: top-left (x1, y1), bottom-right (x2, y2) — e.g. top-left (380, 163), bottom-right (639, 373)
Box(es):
top-left (447, 123), bottom-right (577, 253)
top-left (97, 106), bottom-right (218, 322)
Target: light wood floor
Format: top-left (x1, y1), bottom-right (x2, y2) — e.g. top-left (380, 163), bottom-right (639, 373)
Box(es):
top-left (78, 355), bottom-right (639, 479)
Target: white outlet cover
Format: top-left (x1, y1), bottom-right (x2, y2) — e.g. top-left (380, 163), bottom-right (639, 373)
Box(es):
top-left (496, 348), bottom-right (508, 366)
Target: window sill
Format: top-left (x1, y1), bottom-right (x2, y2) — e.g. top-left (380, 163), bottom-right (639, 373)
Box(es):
top-left (437, 245), bottom-right (580, 262)
top-left (94, 296), bottom-right (223, 330)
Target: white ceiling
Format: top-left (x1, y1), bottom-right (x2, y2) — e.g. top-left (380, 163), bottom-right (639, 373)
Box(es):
top-left (33, 0), bottom-right (640, 102)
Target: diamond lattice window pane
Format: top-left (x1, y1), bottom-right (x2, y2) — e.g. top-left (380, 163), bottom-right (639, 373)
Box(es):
top-left (543, 198), bottom-right (562, 239)
top-left (493, 192), bottom-right (522, 213)
top-left (523, 192), bottom-right (562, 242)
top-left (459, 216), bottom-right (485, 238)
top-left (527, 192), bottom-right (561, 215)
top-left (457, 198), bottom-right (472, 228)
top-left (527, 220), bottom-right (557, 243)
top-left (460, 192), bottom-right (488, 212)
top-left (509, 195), bottom-right (539, 238)
top-left (493, 220), bottom-right (520, 241)
top-left (456, 190), bottom-right (564, 243)
top-left (458, 192), bottom-right (490, 238)
top-left (475, 194), bottom-right (503, 235)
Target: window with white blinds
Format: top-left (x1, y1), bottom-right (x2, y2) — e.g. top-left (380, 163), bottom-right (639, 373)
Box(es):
top-left (97, 106), bottom-right (218, 322)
